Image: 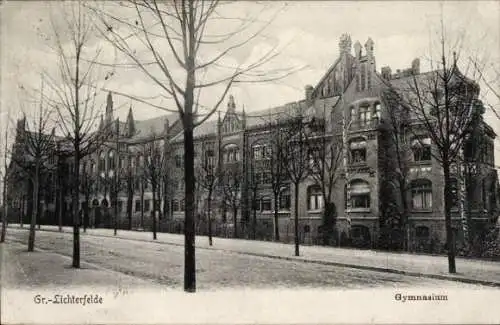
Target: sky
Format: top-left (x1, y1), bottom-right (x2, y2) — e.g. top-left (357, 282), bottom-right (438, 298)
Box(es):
top-left (1, 1), bottom-right (499, 167)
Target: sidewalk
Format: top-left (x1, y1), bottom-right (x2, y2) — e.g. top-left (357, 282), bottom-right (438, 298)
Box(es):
top-left (8, 224), bottom-right (500, 287)
top-left (0, 237), bottom-right (155, 289)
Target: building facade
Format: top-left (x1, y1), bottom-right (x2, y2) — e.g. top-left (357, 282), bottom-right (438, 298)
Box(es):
top-left (8, 33), bottom-right (499, 253)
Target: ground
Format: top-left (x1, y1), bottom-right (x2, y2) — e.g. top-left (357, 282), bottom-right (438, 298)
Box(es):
top-left (2, 228), bottom-right (486, 290)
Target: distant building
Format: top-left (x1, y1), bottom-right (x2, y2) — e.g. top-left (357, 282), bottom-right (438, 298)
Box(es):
top-left (8, 33), bottom-right (499, 253)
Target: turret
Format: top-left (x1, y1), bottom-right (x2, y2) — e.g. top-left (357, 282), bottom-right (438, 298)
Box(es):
top-left (126, 105), bottom-right (136, 137)
top-left (105, 92), bottom-right (113, 125)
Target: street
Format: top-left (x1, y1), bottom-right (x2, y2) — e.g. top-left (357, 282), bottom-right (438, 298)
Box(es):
top-left (3, 228), bottom-right (484, 290)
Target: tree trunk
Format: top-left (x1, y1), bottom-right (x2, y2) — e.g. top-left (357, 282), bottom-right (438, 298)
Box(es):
top-left (400, 184), bottom-right (410, 251)
top-left (140, 180), bottom-right (144, 230)
top-left (72, 152), bottom-right (81, 268)
top-left (273, 192), bottom-right (280, 241)
top-left (183, 116), bottom-right (196, 293)
top-left (57, 184), bottom-right (62, 231)
top-left (443, 162), bottom-right (456, 273)
top-left (20, 196), bottom-right (24, 228)
top-left (294, 182), bottom-right (300, 256)
top-left (113, 182), bottom-right (118, 236)
top-left (83, 194), bottom-right (89, 233)
top-left (232, 205), bottom-right (238, 239)
top-left (208, 193), bottom-right (213, 246)
top-left (127, 175), bottom-right (133, 230)
top-left (152, 183), bottom-right (157, 240)
top-left (252, 192), bottom-right (257, 240)
top-left (28, 163), bottom-right (40, 252)
top-left (1, 173), bottom-right (7, 243)
top-left (322, 202), bottom-right (336, 246)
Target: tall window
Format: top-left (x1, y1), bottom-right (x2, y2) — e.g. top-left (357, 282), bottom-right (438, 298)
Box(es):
top-left (144, 199), bottom-right (150, 212)
top-left (307, 185), bottom-right (324, 210)
top-left (279, 187), bottom-right (291, 210)
top-left (411, 137), bottom-right (431, 161)
top-left (224, 145), bottom-right (239, 162)
top-left (349, 180), bottom-right (370, 208)
top-left (358, 105), bottom-right (371, 126)
top-left (108, 150), bottom-right (115, 170)
top-left (374, 102), bottom-right (381, 119)
top-left (135, 200), bottom-right (141, 212)
top-left (350, 106), bottom-right (356, 122)
top-left (172, 199), bottom-right (180, 212)
top-left (350, 138), bottom-right (367, 163)
top-left (204, 146), bottom-right (215, 170)
top-left (261, 197), bottom-right (272, 211)
top-left (252, 145), bottom-right (262, 160)
top-left (175, 154), bottom-right (183, 168)
top-left (411, 179), bottom-right (432, 210)
top-left (99, 151), bottom-right (106, 172)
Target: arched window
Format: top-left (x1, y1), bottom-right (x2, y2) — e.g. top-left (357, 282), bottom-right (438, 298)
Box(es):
top-left (411, 137), bottom-right (431, 161)
top-left (279, 187), bottom-right (291, 210)
top-left (307, 185), bottom-right (324, 211)
top-left (261, 197), bottom-right (272, 211)
top-left (348, 179), bottom-right (370, 208)
top-left (99, 151), bottom-right (106, 172)
top-left (349, 137), bottom-right (367, 163)
top-left (374, 102), bottom-right (381, 119)
top-left (224, 144), bottom-right (239, 163)
top-left (108, 150), bottom-right (115, 170)
top-left (411, 179), bottom-right (432, 209)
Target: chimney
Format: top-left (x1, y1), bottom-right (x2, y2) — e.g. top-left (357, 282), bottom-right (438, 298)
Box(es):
top-left (412, 58), bottom-right (420, 75)
top-left (381, 66), bottom-right (392, 80)
top-left (305, 85), bottom-right (314, 104)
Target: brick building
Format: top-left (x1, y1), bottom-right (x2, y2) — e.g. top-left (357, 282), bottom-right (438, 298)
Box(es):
top-left (8, 33), bottom-right (499, 252)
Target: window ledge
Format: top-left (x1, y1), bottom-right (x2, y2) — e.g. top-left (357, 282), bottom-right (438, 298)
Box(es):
top-left (410, 209), bottom-right (433, 213)
top-left (346, 208), bottom-right (370, 213)
top-left (307, 209), bottom-right (323, 213)
top-left (411, 160), bottom-right (432, 165)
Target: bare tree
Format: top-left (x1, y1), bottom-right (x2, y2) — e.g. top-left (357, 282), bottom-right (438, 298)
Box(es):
top-left (221, 167), bottom-right (242, 239)
top-left (195, 141), bottom-right (218, 245)
top-left (386, 29), bottom-right (484, 273)
top-left (142, 134), bottom-right (167, 240)
top-left (284, 114), bottom-right (310, 256)
top-left (267, 118), bottom-right (289, 242)
top-left (247, 158), bottom-right (261, 240)
top-left (380, 91), bottom-right (414, 251)
top-left (308, 109), bottom-right (345, 246)
top-left (9, 79), bottom-right (55, 252)
top-left (0, 113), bottom-right (12, 243)
top-left (91, 0), bottom-right (298, 292)
top-left (42, 2), bottom-right (113, 268)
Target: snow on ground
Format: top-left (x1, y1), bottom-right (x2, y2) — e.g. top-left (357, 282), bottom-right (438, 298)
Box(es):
top-left (3, 229), bottom-right (485, 290)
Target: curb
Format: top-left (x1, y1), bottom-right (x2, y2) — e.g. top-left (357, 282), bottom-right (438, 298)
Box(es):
top-left (8, 226), bottom-right (500, 288)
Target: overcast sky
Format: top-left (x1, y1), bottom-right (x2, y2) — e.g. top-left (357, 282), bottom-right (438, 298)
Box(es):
top-left (1, 1), bottom-right (500, 161)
